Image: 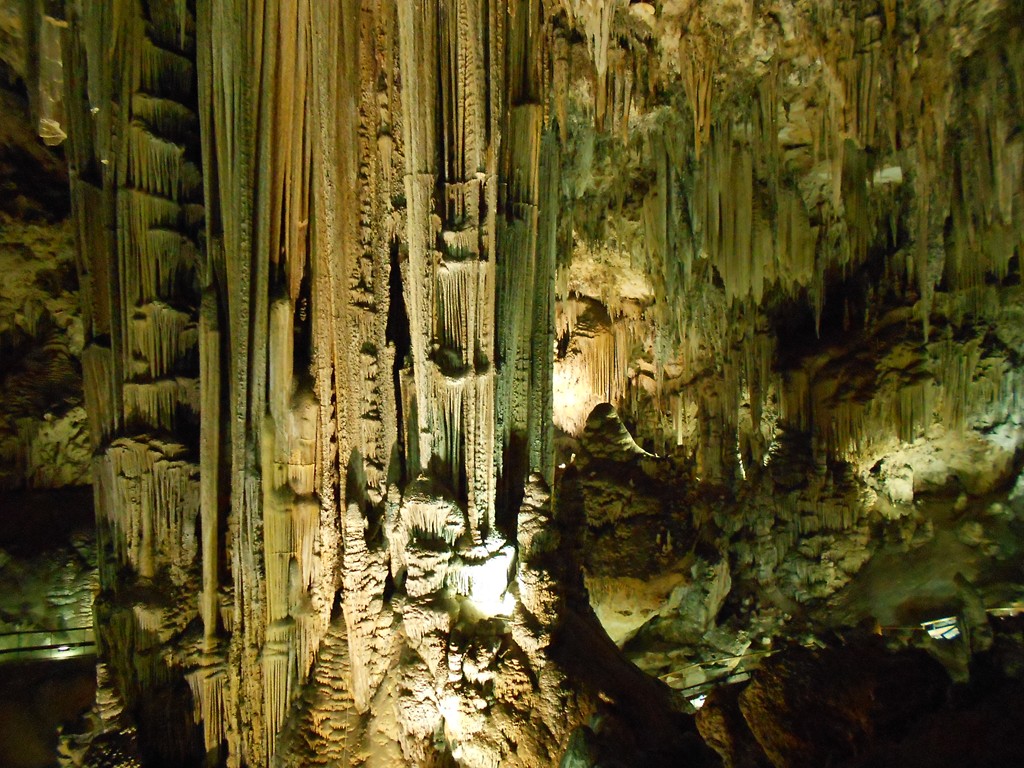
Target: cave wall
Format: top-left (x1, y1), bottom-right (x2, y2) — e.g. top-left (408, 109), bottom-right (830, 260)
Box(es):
top-left (0, 1), bottom-right (87, 492)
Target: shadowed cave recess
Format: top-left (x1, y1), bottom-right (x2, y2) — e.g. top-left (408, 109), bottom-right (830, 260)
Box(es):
top-left (2, 0), bottom-right (1024, 766)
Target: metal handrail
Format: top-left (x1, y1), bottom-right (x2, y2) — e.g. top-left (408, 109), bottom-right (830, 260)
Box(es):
top-left (0, 625), bottom-right (94, 638)
top-left (0, 624), bottom-right (96, 663)
top-left (0, 640), bottom-right (95, 656)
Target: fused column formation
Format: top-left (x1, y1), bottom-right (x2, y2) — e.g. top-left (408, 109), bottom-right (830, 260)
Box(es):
top-left (67, 0), bottom-right (572, 765)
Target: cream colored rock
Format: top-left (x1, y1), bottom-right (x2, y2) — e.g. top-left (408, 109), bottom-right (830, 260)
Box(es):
top-left (585, 569), bottom-right (689, 646)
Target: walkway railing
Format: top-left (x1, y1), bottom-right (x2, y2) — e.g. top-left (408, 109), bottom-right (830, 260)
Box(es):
top-left (0, 625), bottom-right (95, 663)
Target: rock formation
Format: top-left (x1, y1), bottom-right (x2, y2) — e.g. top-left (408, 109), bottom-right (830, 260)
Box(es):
top-left (0, 29), bottom-right (86, 491)
top-left (1, 0), bottom-right (1022, 766)
top-left (57, 0), bottom-right (583, 765)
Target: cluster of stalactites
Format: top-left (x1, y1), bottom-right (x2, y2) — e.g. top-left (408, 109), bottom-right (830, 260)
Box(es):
top-left (778, 295), bottom-right (1022, 465)
top-left (63, 0), bottom-right (220, 763)
top-left (60, 0), bottom-right (572, 765)
top-left (93, 438), bottom-right (199, 584)
top-left (553, 296), bottom-right (645, 437)
top-left (67, 0), bottom-right (204, 572)
top-left (398, 0), bottom-right (504, 544)
top-left (552, 0), bottom-right (1023, 476)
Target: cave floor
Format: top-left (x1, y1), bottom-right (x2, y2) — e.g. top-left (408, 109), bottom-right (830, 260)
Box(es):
top-left (818, 491), bottom-right (1024, 632)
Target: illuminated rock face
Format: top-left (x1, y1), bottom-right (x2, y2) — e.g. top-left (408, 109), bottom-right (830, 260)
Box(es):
top-left (0, 8), bottom-right (84, 490)
top-left (553, 0), bottom-right (1024, 487)
top-left (48, 0), bottom-right (1024, 765)
top-left (64, 1), bottom-right (576, 766)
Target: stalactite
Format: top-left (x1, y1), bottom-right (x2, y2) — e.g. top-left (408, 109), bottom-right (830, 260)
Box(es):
top-left (431, 370), bottom-right (467, 500)
top-left (531, 134), bottom-right (560, 485)
top-left (936, 336), bottom-right (983, 431)
top-left (291, 498), bottom-right (319, 591)
top-left (269, 298), bottom-right (294, 458)
top-left (495, 102), bottom-right (544, 505)
top-left (945, 37), bottom-right (1024, 293)
top-left (399, 0), bottom-right (503, 543)
top-left (436, 262), bottom-right (474, 364)
top-left (261, 638), bottom-right (291, 759)
top-left (122, 379), bottom-right (190, 432)
top-left (139, 37), bottom-right (195, 100)
top-left (186, 665), bottom-right (226, 754)
top-left (96, 438), bottom-right (200, 581)
top-left (554, 321), bottom-right (615, 435)
top-left (82, 345), bottom-right (117, 448)
top-left (126, 122), bottom-right (188, 201)
top-left (679, 10), bottom-right (717, 162)
top-left (120, 191), bottom-right (189, 304)
top-left (287, 394), bottom-right (318, 497)
top-left (262, 488), bottom-right (291, 626)
top-left (127, 303), bottom-right (194, 379)
top-left (562, 0), bottom-right (616, 129)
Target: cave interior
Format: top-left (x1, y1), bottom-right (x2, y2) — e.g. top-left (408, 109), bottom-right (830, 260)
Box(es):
top-left (1, 0), bottom-right (1024, 767)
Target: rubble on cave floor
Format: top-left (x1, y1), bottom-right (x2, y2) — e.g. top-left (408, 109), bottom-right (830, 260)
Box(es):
top-left (808, 488), bottom-right (1024, 682)
top-left (566, 402), bottom-right (1024, 726)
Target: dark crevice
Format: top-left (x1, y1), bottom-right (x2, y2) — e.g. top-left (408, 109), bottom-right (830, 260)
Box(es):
top-left (386, 239), bottom-right (412, 484)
